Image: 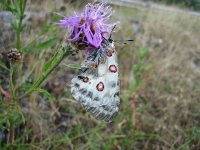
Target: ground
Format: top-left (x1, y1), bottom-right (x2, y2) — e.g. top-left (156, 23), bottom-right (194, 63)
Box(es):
top-left (0, 0), bottom-right (200, 149)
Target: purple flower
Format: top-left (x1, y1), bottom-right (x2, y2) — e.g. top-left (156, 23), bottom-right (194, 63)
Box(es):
top-left (55, 2), bottom-right (118, 50)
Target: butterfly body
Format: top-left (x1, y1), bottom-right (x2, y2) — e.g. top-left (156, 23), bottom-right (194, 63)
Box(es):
top-left (71, 40), bottom-right (120, 122)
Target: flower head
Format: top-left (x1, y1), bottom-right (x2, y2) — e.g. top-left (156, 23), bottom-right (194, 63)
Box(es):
top-left (55, 2), bottom-right (118, 50)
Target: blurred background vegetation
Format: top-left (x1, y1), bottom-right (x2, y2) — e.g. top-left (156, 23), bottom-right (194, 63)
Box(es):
top-left (145, 0), bottom-right (200, 11)
top-left (0, 0), bottom-right (200, 149)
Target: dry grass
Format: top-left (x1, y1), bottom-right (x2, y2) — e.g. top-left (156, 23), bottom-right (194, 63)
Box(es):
top-left (114, 4), bottom-right (200, 149)
top-left (2, 0), bottom-right (200, 149)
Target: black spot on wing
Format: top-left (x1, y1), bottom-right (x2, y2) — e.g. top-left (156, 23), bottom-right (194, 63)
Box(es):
top-left (98, 112), bottom-right (106, 120)
top-left (74, 83), bottom-right (80, 89)
top-left (93, 97), bottom-right (100, 101)
top-left (102, 105), bottom-right (110, 111)
top-left (79, 88), bottom-right (87, 95)
top-left (90, 107), bottom-right (97, 114)
top-left (87, 107), bottom-right (95, 112)
top-left (78, 76), bottom-right (84, 80)
top-left (92, 109), bottom-right (100, 117)
top-left (78, 96), bottom-right (85, 103)
top-left (96, 112), bottom-right (103, 120)
top-left (71, 89), bottom-right (75, 95)
top-left (104, 114), bottom-right (112, 122)
top-left (87, 91), bottom-right (93, 99)
top-left (114, 92), bottom-right (119, 97)
top-left (110, 82), bottom-right (116, 88)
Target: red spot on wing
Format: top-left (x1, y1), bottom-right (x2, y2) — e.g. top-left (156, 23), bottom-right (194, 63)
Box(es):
top-left (109, 65), bottom-right (117, 73)
top-left (106, 51), bottom-right (112, 57)
top-left (110, 48), bottom-right (115, 53)
top-left (96, 82), bottom-right (104, 91)
top-left (83, 77), bottom-right (89, 83)
top-left (106, 48), bottom-right (115, 57)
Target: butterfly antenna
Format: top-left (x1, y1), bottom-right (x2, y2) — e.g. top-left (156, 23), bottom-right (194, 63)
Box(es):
top-left (109, 25), bottom-right (116, 39)
top-left (115, 39), bottom-right (134, 45)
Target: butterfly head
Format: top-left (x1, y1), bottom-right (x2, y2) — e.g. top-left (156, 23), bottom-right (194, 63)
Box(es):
top-left (101, 37), bottom-right (114, 50)
top-left (108, 38), bottom-right (114, 48)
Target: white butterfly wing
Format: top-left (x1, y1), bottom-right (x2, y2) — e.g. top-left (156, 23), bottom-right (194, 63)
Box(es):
top-left (71, 43), bottom-right (120, 122)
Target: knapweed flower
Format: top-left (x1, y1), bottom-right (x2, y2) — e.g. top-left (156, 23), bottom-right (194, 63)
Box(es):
top-left (55, 2), bottom-right (118, 50)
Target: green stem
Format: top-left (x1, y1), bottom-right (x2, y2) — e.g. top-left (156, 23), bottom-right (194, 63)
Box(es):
top-left (8, 64), bottom-right (16, 148)
top-left (9, 122), bottom-right (14, 145)
top-left (9, 64), bottom-right (16, 100)
top-left (7, 0), bottom-right (27, 147)
top-left (16, 29), bottom-right (21, 50)
top-left (0, 93), bottom-right (3, 102)
top-left (16, 0), bottom-right (27, 88)
top-left (18, 45), bottom-right (73, 99)
top-left (16, 0), bottom-right (27, 51)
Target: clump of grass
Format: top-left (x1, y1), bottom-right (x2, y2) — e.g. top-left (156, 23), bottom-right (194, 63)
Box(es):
top-left (1, 0), bottom-right (200, 149)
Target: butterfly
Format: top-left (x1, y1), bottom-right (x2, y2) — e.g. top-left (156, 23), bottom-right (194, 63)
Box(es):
top-left (71, 39), bottom-right (120, 122)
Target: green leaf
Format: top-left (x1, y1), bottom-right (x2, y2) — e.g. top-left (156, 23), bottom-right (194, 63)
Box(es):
top-left (63, 63), bottom-right (81, 69)
top-left (43, 59), bottom-right (54, 72)
top-left (0, 0), bottom-right (15, 12)
top-left (35, 88), bottom-right (56, 101)
top-left (0, 61), bottom-right (9, 71)
top-left (138, 48), bottom-right (148, 60)
top-left (19, 24), bottom-right (26, 32)
top-left (11, 21), bottom-right (18, 31)
top-left (23, 37), bottom-right (60, 52)
top-left (18, 83), bottom-right (32, 89)
top-left (43, 51), bottom-right (59, 72)
top-left (15, 11), bottom-right (21, 20)
top-left (21, 14), bottom-right (26, 20)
